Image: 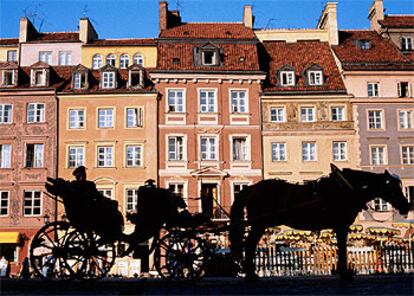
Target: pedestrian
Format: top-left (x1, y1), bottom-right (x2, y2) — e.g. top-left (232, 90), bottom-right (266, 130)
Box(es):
top-left (0, 256), bottom-right (7, 277)
top-left (20, 257), bottom-right (30, 279)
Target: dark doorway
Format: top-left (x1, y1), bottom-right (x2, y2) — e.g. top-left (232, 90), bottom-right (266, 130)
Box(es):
top-left (201, 183), bottom-right (219, 219)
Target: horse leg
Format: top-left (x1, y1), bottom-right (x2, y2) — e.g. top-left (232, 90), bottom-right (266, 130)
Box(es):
top-left (335, 228), bottom-right (352, 280)
top-left (244, 224), bottom-right (265, 282)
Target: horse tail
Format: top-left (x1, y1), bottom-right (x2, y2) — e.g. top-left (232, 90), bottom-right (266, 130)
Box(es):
top-left (230, 186), bottom-right (249, 260)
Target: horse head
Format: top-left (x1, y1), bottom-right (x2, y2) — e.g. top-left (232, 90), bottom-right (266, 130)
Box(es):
top-left (377, 170), bottom-right (410, 216)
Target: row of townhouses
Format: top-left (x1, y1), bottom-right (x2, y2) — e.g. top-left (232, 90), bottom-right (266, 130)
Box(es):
top-left (0, 0), bottom-right (413, 274)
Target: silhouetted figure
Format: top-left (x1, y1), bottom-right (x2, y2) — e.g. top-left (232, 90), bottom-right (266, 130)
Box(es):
top-left (20, 257), bottom-right (30, 279)
top-left (0, 256), bottom-right (7, 277)
top-left (70, 166), bottom-right (103, 204)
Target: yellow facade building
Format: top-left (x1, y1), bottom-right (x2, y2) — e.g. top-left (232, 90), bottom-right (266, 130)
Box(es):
top-left (0, 39), bottom-right (18, 63)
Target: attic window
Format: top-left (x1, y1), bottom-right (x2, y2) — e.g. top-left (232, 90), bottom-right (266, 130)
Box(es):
top-left (358, 40), bottom-right (371, 50)
top-left (129, 70), bottom-right (143, 88)
top-left (308, 70), bottom-right (323, 86)
top-left (202, 50), bottom-right (216, 66)
top-left (173, 58), bottom-right (180, 65)
top-left (102, 71), bottom-right (116, 89)
top-left (279, 71), bottom-right (295, 86)
top-left (73, 72), bottom-right (87, 89)
top-left (32, 70), bottom-right (46, 86)
top-left (2, 70), bottom-right (15, 86)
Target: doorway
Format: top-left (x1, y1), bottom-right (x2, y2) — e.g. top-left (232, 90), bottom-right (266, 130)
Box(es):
top-left (200, 183), bottom-right (218, 219)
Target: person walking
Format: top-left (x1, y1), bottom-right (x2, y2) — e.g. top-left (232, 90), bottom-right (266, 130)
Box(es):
top-left (20, 257), bottom-right (30, 279)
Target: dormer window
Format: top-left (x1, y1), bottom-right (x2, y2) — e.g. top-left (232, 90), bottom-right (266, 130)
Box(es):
top-left (194, 43), bottom-right (221, 67)
top-left (73, 72), bottom-right (88, 89)
top-left (106, 54), bottom-right (116, 67)
top-left (1, 70), bottom-right (15, 87)
top-left (279, 71), bottom-right (295, 86)
top-left (102, 72), bottom-right (116, 89)
top-left (308, 70), bottom-right (323, 86)
top-left (129, 71), bottom-right (143, 88)
top-left (401, 37), bottom-right (413, 51)
top-left (202, 50), bottom-right (217, 65)
top-left (32, 70), bottom-right (46, 86)
top-left (358, 40), bottom-right (371, 50)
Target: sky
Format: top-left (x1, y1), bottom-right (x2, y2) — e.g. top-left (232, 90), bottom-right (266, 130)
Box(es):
top-left (0, 0), bottom-right (413, 39)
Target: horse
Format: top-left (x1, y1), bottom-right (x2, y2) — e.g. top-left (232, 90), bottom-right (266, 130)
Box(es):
top-left (229, 165), bottom-right (410, 281)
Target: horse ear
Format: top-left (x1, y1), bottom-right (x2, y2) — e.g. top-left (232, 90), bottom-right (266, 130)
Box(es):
top-left (330, 163), bottom-right (340, 172)
top-left (384, 169), bottom-right (390, 175)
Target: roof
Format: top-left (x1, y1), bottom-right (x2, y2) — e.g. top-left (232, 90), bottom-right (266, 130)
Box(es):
top-left (0, 38), bottom-right (18, 46)
top-left (378, 15), bottom-right (414, 28)
top-left (261, 40), bottom-right (346, 93)
top-left (159, 23), bottom-right (256, 39)
top-left (156, 42), bottom-right (261, 72)
top-left (86, 38), bottom-right (156, 46)
top-left (27, 32), bottom-right (80, 42)
top-left (332, 30), bottom-right (414, 71)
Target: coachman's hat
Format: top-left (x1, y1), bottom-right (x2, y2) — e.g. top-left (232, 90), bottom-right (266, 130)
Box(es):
top-left (72, 166), bottom-right (86, 176)
top-left (144, 179), bottom-right (156, 186)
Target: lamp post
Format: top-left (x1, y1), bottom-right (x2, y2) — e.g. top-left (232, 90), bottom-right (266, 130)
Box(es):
top-left (43, 214), bottom-right (50, 224)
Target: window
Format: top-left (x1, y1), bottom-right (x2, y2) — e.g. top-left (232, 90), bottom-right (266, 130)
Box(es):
top-left (167, 89), bottom-right (184, 112)
top-left (200, 137), bottom-right (217, 160)
top-left (73, 72), bottom-right (87, 89)
top-left (332, 142), bottom-right (347, 161)
top-left (98, 108), bottom-right (114, 128)
top-left (401, 37), bottom-right (413, 51)
top-left (398, 82), bottom-right (410, 98)
top-left (92, 54), bottom-right (102, 69)
top-left (126, 145), bottom-right (142, 167)
top-left (25, 144), bottom-right (44, 168)
top-left (279, 71), bottom-right (295, 86)
top-left (32, 70), bottom-right (46, 86)
top-left (24, 191), bottom-right (41, 216)
top-left (202, 50), bottom-right (216, 65)
top-left (67, 146), bottom-right (84, 168)
top-left (300, 107), bottom-right (316, 122)
top-left (129, 71), bottom-right (143, 88)
top-left (168, 183), bottom-right (184, 200)
top-left (331, 106), bottom-right (345, 121)
top-left (7, 50), bottom-right (17, 62)
top-left (106, 54), bottom-right (116, 66)
top-left (102, 72), bottom-right (115, 89)
top-left (0, 191), bottom-right (9, 216)
top-left (374, 198), bottom-right (389, 212)
top-left (2, 70), bottom-right (14, 86)
top-left (402, 146), bottom-right (414, 165)
top-left (69, 109), bottom-right (85, 129)
top-left (271, 143), bottom-right (286, 161)
top-left (0, 144), bottom-right (11, 168)
top-left (302, 142), bottom-right (316, 161)
top-left (199, 90), bottom-right (216, 113)
top-left (98, 189), bottom-right (113, 199)
top-left (399, 110), bottom-right (413, 129)
top-left (231, 90), bottom-right (247, 113)
top-left (368, 110), bottom-right (383, 129)
top-left (308, 71), bottom-right (323, 85)
top-left (125, 189), bottom-right (138, 213)
top-left (133, 54), bottom-right (144, 66)
top-left (367, 82), bottom-right (379, 97)
top-left (58, 51), bottom-right (72, 65)
top-left (270, 108), bottom-right (285, 122)
top-left (27, 103), bottom-right (45, 123)
top-left (233, 183), bottom-right (248, 202)
top-left (97, 146), bottom-right (113, 167)
top-left (370, 146), bottom-right (386, 165)
top-left (168, 136), bottom-right (184, 161)
top-left (126, 108), bottom-right (143, 128)
top-left (232, 137), bottom-right (248, 161)
top-left (0, 104), bottom-right (12, 123)
top-left (358, 40), bottom-right (371, 50)
top-left (120, 54), bottom-right (129, 69)
top-left (38, 51), bottom-right (52, 64)
top-left (405, 186), bottom-right (414, 208)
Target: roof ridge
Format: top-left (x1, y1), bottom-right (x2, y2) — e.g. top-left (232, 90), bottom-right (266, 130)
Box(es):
top-left (182, 22), bottom-right (243, 24)
top-left (96, 37), bottom-right (153, 40)
top-left (385, 14), bottom-right (414, 17)
top-left (39, 31), bottom-right (79, 34)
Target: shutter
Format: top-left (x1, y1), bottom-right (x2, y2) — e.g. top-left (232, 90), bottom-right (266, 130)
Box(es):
top-left (193, 47), bottom-right (200, 66)
top-left (138, 108), bottom-right (143, 127)
top-left (398, 82), bottom-right (402, 97)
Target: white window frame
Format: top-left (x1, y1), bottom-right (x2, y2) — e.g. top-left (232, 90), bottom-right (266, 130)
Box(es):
top-left (271, 142), bottom-right (286, 162)
top-left (168, 136), bottom-right (185, 161)
top-left (133, 53), bottom-right (144, 66)
top-left (279, 71), bottom-right (295, 86)
top-left (399, 110), bottom-right (414, 130)
top-left (302, 142), bottom-right (317, 161)
top-left (106, 54), bottom-right (116, 66)
top-left (230, 90), bottom-right (248, 113)
top-left (98, 188), bottom-right (113, 200)
top-left (67, 146), bottom-right (84, 168)
top-left (374, 198), bottom-right (390, 212)
top-left (126, 107), bottom-right (143, 128)
top-left (58, 51), bottom-right (72, 66)
top-left (120, 54), bottom-right (129, 69)
top-left (401, 36), bottom-right (413, 51)
top-left (201, 50), bottom-right (217, 66)
top-left (92, 54), bottom-right (102, 69)
top-left (0, 104), bottom-right (12, 124)
top-left (367, 82), bottom-right (379, 97)
top-left (231, 136), bottom-right (250, 161)
top-left (270, 107), bottom-right (286, 122)
top-left (368, 110), bottom-right (383, 130)
top-left (370, 145), bottom-right (387, 165)
top-left (200, 136), bottom-right (218, 161)
top-left (25, 143), bottom-right (44, 168)
top-left (32, 69), bottom-right (46, 86)
top-left (125, 145), bottom-right (143, 167)
top-left (7, 50), bottom-right (17, 62)
top-left (69, 109), bottom-right (85, 129)
top-left (23, 191), bottom-right (42, 216)
top-left (167, 182), bottom-right (187, 204)
top-left (167, 89), bottom-right (185, 113)
top-left (199, 89), bottom-right (217, 113)
top-left (2, 70), bottom-right (15, 86)
top-left (27, 103), bottom-right (45, 123)
top-left (300, 107), bottom-right (316, 122)
top-left (0, 144), bottom-right (11, 168)
top-left (97, 146), bottom-right (113, 167)
top-left (38, 51), bottom-right (52, 64)
top-left (0, 191), bottom-right (9, 216)
top-left (125, 188), bottom-right (139, 213)
top-left (331, 106), bottom-right (346, 121)
top-left (398, 81), bottom-right (411, 98)
top-left (401, 145), bottom-right (414, 165)
top-left (98, 108), bottom-right (114, 128)
top-left (102, 72), bottom-right (115, 89)
top-left (332, 141), bottom-right (347, 161)
top-left (308, 70), bottom-right (323, 85)
top-left (232, 182), bottom-right (250, 204)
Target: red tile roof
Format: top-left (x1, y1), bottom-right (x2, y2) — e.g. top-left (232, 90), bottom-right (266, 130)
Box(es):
top-left (156, 42), bottom-right (260, 72)
top-left (378, 15), bottom-right (414, 28)
top-left (159, 23), bottom-right (256, 39)
top-left (86, 38), bottom-right (156, 46)
top-left (262, 41), bottom-right (346, 93)
top-left (332, 30), bottom-right (414, 71)
top-left (28, 32), bottom-right (80, 42)
top-left (0, 38), bottom-right (18, 46)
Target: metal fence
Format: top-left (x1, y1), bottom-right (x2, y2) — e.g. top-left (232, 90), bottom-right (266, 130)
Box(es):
top-left (255, 244), bottom-right (414, 276)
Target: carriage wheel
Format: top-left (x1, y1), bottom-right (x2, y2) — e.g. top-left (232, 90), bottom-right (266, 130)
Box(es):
top-left (30, 221), bottom-right (80, 280)
top-left (154, 231), bottom-right (209, 281)
top-left (68, 231), bottom-right (116, 280)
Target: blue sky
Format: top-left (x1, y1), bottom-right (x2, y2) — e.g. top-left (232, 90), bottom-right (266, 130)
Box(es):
top-left (0, 0), bottom-right (412, 39)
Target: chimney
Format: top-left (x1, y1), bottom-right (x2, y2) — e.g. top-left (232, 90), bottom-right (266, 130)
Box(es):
top-left (19, 17), bottom-right (38, 43)
top-left (368, 0), bottom-right (384, 32)
top-left (159, 1), bottom-right (168, 32)
top-left (79, 17), bottom-right (98, 44)
top-left (317, 2), bottom-right (338, 45)
top-left (243, 5), bottom-right (253, 28)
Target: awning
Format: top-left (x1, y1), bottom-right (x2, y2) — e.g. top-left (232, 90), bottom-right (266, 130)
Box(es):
top-left (0, 232), bottom-right (21, 244)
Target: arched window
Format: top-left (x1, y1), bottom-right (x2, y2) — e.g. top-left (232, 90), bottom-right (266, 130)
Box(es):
top-left (92, 54), bottom-right (102, 69)
top-left (120, 54), bottom-right (129, 69)
top-left (106, 54), bottom-right (116, 66)
top-left (133, 53), bottom-right (144, 66)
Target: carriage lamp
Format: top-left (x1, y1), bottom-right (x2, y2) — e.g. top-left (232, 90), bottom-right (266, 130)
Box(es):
top-left (43, 214), bottom-right (50, 224)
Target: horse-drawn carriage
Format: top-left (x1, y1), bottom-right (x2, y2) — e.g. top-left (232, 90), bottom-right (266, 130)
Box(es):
top-left (30, 166), bottom-right (410, 281)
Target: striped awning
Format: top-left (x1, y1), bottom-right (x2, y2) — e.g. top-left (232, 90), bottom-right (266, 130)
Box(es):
top-left (0, 232), bottom-right (21, 244)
